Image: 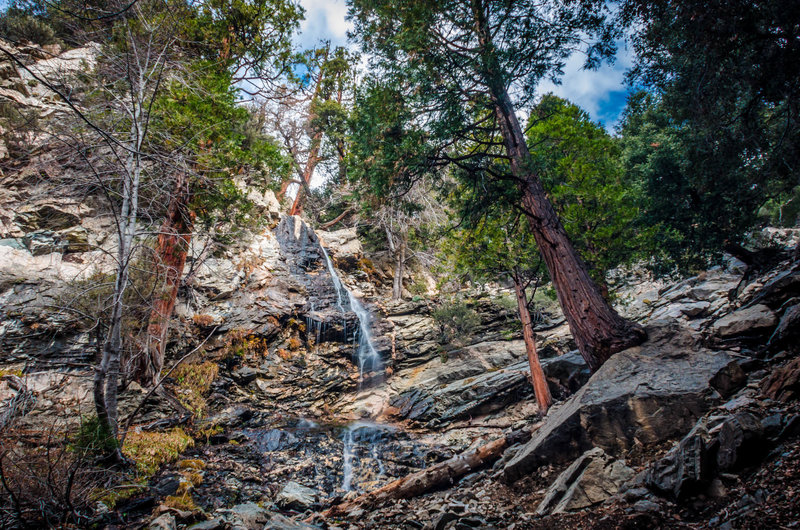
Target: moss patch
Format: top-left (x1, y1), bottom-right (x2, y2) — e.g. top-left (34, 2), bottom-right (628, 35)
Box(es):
top-left (123, 428), bottom-right (194, 477)
top-left (171, 361), bottom-right (219, 417)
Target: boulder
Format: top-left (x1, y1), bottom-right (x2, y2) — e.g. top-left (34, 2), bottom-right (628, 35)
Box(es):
top-left (644, 418), bottom-right (717, 500)
top-left (226, 502), bottom-right (270, 529)
top-left (767, 304), bottom-right (800, 351)
top-left (148, 513), bottom-right (177, 530)
top-left (390, 348), bottom-right (588, 425)
top-left (712, 304), bottom-right (777, 338)
top-left (317, 227), bottom-right (363, 258)
top-left (717, 412), bottom-right (766, 471)
top-left (264, 513), bottom-right (319, 529)
top-left (680, 301), bottom-right (711, 318)
top-left (503, 322), bottom-right (737, 483)
top-left (760, 357), bottom-right (800, 402)
top-left (536, 447), bottom-right (634, 515)
top-left (275, 481), bottom-right (319, 510)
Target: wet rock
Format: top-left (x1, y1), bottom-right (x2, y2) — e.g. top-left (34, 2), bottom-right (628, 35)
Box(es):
top-left (717, 412), bottom-right (766, 471)
top-left (276, 481), bottom-right (319, 510)
top-left (536, 447), bottom-right (634, 515)
top-left (760, 357), bottom-right (800, 402)
top-left (644, 418), bottom-right (717, 499)
top-left (712, 304), bottom-right (777, 338)
top-left (503, 322), bottom-right (736, 483)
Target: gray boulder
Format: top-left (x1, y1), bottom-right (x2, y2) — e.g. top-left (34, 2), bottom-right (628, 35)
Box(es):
top-left (536, 447), bottom-right (634, 515)
top-left (503, 322), bottom-right (737, 483)
top-left (712, 304), bottom-right (777, 338)
top-left (223, 502), bottom-right (270, 529)
top-left (148, 513), bottom-right (177, 530)
top-left (717, 412), bottom-right (765, 471)
top-left (644, 418), bottom-right (717, 499)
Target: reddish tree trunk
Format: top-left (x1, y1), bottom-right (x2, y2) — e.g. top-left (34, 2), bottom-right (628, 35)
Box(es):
top-left (473, 4), bottom-right (646, 371)
top-left (136, 175), bottom-right (194, 386)
top-left (513, 275), bottom-right (551, 412)
top-left (289, 129), bottom-right (323, 217)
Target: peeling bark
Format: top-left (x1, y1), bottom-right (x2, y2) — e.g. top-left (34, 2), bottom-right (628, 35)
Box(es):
top-left (136, 174), bottom-right (193, 386)
top-left (513, 274), bottom-right (551, 413)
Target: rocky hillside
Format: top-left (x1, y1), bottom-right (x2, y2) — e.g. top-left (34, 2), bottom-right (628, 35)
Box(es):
top-left (1, 42), bottom-right (800, 530)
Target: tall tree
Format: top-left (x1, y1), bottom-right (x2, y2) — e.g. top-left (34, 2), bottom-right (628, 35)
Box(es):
top-left (349, 0), bottom-right (645, 370)
top-left (267, 44), bottom-right (357, 215)
top-left (619, 0), bottom-right (800, 265)
top-left (133, 0), bottom-right (300, 386)
top-left (527, 95), bottom-right (649, 284)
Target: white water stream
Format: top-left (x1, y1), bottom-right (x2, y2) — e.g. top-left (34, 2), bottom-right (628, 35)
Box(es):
top-left (320, 245), bottom-right (382, 380)
top-left (319, 244), bottom-right (387, 491)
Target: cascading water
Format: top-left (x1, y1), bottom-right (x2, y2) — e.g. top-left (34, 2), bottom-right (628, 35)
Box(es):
top-left (341, 421), bottom-right (394, 492)
top-left (319, 244), bottom-right (389, 491)
top-left (320, 245), bottom-right (382, 381)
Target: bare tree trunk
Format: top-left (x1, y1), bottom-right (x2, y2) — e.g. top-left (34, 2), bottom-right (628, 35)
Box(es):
top-left (135, 173), bottom-right (193, 386)
top-left (392, 241), bottom-right (405, 300)
top-left (94, 63), bottom-right (146, 447)
top-left (513, 273), bottom-right (551, 413)
top-left (473, 2), bottom-right (646, 371)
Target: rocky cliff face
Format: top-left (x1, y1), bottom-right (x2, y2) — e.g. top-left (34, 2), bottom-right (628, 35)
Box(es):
top-left (2, 41), bottom-right (800, 530)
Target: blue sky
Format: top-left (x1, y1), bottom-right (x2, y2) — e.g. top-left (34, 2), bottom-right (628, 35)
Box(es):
top-left (296, 0), bottom-right (635, 131)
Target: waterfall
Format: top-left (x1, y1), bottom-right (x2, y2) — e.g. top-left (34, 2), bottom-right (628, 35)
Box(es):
top-left (341, 426), bottom-right (356, 491)
top-left (320, 245), bottom-right (382, 381)
top-left (319, 244), bottom-right (389, 492)
top-left (340, 421), bottom-right (392, 492)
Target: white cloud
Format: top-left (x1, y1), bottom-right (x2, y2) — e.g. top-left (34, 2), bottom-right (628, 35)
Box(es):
top-left (296, 0), bottom-right (352, 47)
top-left (536, 43), bottom-right (634, 130)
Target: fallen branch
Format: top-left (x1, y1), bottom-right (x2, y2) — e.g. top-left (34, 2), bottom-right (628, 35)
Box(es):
top-left (320, 428), bottom-right (531, 518)
top-left (319, 207), bottom-right (353, 230)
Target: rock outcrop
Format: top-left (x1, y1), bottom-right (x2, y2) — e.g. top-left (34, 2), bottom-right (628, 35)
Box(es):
top-left (503, 321), bottom-right (740, 483)
top-left (536, 447), bottom-right (634, 515)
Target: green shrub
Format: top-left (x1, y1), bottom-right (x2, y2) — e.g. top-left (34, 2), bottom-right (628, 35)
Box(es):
top-left (0, 14), bottom-right (59, 46)
top-left (71, 415), bottom-right (119, 454)
top-left (432, 300), bottom-right (480, 344)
